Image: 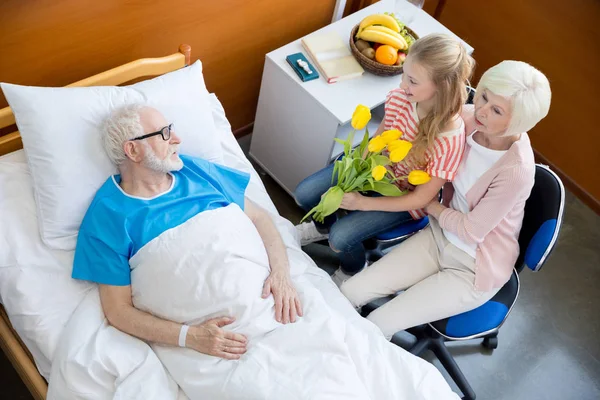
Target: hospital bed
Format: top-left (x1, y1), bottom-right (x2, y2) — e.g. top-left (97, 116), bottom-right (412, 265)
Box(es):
top-left (0, 45), bottom-right (459, 399)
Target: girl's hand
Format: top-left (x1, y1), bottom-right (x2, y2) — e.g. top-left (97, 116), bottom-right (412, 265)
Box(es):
top-left (425, 199), bottom-right (445, 219)
top-left (340, 192), bottom-right (366, 211)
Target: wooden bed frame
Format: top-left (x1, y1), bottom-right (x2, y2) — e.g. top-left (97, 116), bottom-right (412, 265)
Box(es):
top-left (0, 43), bottom-right (192, 399)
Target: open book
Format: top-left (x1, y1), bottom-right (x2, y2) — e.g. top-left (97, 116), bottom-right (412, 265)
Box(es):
top-left (301, 32), bottom-right (364, 84)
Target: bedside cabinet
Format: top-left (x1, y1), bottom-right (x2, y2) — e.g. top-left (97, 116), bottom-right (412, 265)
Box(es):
top-left (249, 0), bottom-right (473, 196)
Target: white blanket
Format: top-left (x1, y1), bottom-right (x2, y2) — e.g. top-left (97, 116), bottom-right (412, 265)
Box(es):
top-left (129, 204), bottom-right (459, 400)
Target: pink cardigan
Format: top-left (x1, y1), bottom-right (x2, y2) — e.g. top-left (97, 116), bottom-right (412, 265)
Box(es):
top-left (438, 131), bottom-right (535, 292)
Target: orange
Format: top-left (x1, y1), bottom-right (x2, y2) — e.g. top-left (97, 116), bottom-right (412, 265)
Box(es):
top-left (375, 45), bottom-right (399, 65)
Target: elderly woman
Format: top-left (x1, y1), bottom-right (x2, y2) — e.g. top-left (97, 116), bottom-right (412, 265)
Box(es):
top-left (340, 61), bottom-right (552, 339)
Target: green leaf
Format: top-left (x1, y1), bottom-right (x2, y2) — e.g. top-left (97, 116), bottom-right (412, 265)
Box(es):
top-left (348, 175), bottom-right (368, 191)
top-left (345, 157), bottom-right (365, 190)
top-left (368, 177), bottom-right (375, 190)
top-left (320, 186), bottom-right (344, 218)
top-left (342, 167), bottom-right (359, 191)
top-left (341, 157), bottom-right (354, 187)
top-left (369, 157), bottom-right (376, 170)
top-left (344, 130), bottom-right (355, 157)
top-left (371, 182), bottom-right (405, 197)
top-left (332, 162), bottom-right (339, 185)
top-left (358, 158), bottom-right (369, 171)
top-left (301, 203), bottom-right (321, 223)
top-left (372, 155), bottom-right (391, 166)
top-left (356, 166), bottom-right (371, 180)
top-left (333, 138), bottom-right (346, 145)
top-left (379, 176), bottom-right (394, 185)
top-left (358, 131), bottom-right (369, 159)
top-left (343, 156), bottom-right (354, 174)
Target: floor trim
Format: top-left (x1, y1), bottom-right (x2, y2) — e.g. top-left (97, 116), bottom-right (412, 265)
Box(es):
top-left (233, 122), bottom-right (254, 138)
top-left (534, 149), bottom-right (599, 215)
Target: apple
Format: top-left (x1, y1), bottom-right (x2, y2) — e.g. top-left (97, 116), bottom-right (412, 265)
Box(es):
top-left (396, 51), bottom-right (407, 66)
top-left (372, 43), bottom-right (382, 51)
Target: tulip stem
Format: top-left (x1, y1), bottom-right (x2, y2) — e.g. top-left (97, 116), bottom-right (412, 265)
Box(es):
top-left (391, 175), bottom-right (408, 182)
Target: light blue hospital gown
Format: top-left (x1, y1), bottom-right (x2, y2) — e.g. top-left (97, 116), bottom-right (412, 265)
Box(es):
top-left (72, 155), bottom-right (250, 286)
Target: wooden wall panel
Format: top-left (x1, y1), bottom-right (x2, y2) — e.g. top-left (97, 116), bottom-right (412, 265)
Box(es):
top-left (0, 0), bottom-right (336, 133)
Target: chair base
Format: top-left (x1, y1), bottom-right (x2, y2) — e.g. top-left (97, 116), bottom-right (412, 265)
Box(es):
top-left (482, 335), bottom-right (499, 350)
top-left (407, 326), bottom-right (500, 400)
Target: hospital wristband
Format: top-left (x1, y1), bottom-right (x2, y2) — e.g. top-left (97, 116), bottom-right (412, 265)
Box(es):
top-left (178, 324), bottom-right (190, 348)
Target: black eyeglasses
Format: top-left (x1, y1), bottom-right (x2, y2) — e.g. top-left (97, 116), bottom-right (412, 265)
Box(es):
top-left (132, 124), bottom-right (173, 141)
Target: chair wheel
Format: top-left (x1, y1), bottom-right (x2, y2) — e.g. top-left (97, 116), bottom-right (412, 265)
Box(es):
top-left (482, 336), bottom-right (498, 349)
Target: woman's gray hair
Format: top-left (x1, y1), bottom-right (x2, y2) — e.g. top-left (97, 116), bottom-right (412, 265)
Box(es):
top-left (102, 104), bottom-right (145, 166)
top-left (475, 60), bottom-right (551, 135)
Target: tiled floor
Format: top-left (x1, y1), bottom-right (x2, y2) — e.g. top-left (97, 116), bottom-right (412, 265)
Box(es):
top-left (1, 136), bottom-right (599, 399)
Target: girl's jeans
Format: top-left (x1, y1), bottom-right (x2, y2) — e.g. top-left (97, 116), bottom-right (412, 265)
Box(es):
top-left (294, 162), bottom-right (414, 274)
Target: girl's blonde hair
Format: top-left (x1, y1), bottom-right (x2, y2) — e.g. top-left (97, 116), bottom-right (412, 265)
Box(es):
top-left (407, 34), bottom-right (474, 164)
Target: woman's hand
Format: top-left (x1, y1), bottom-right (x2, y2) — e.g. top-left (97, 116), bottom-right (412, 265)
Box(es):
top-left (340, 192), bottom-right (366, 211)
top-left (262, 272), bottom-right (303, 324)
top-left (187, 317), bottom-right (248, 360)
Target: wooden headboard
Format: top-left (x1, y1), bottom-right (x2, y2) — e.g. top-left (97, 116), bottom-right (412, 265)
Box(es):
top-left (0, 0), bottom-right (337, 137)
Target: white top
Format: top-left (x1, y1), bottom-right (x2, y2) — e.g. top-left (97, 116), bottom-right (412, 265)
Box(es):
top-left (266, 0), bottom-right (474, 124)
top-left (443, 133), bottom-right (507, 257)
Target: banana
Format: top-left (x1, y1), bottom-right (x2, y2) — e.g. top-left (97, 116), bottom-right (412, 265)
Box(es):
top-left (363, 26), bottom-right (408, 49)
top-left (358, 14), bottom-right (400, 34)
top-left (357, 29), bottom-right (407, 50)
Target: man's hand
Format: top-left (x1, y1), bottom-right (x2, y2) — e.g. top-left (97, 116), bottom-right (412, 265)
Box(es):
top-left (262, 272), bottom-right (303, 324)
top-left (340, 192), bottom-right (366, 211)
top-left (244, 197), bottom-right (303, 324)
top-left (186, 317), bottom-right (248, 360)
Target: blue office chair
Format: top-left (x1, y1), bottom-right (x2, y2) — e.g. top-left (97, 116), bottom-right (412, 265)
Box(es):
top-left (402, 164), bottom-right (565, 400)
top-left (364, 216), bottom-right (429, 260)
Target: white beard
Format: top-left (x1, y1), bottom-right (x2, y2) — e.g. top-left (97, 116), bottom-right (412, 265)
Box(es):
top-left (141, 142), bottom-right (184, 173)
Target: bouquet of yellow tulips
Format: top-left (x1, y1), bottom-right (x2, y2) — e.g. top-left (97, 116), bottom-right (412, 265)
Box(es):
top-left (302, 104), bottom-right (432, 223)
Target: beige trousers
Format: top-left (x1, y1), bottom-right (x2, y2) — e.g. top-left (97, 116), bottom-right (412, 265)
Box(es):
top-left (340, 219), bottom-right (499, 339)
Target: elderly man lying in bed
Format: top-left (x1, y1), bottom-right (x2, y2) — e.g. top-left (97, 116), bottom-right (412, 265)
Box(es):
top-left (72, 104), bottom-right (302, 360)
top-left (71, 104), bottom-right (460, 399)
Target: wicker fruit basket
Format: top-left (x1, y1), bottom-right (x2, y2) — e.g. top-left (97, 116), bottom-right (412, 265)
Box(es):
top-left (349, 24), bottom-right (419, 77)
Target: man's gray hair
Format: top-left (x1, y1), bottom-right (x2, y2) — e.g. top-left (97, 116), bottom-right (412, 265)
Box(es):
top-left (102, 104), bottom-right (145, 166)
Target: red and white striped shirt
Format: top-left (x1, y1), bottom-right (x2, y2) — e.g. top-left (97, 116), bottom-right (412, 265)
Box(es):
top-left (383, 88), bottom-right (465, 219)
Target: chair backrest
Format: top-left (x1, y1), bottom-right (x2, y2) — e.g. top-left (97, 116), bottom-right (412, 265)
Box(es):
top-left (515, 164), bottom-right (565, 272)
top-left (466, 85), bottom-right (476, 105)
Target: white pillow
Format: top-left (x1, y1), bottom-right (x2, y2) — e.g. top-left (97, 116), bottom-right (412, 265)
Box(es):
top-left (1, 61), bottom-right (223, 251)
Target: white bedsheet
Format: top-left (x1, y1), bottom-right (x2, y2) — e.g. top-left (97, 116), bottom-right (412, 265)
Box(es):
top-left (0, 94), bottom-right (458, 399)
